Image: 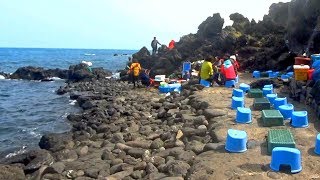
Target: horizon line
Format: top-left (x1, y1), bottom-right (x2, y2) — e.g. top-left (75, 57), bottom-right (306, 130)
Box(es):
top-left (0, 46), bottom-right (140, 51)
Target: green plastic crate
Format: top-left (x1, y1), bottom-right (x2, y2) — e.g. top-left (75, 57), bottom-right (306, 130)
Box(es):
top-left (248, 89), bottom-right (263, 98)
top-left (254, 98), bottom-right (271, 110)
top-left (262, 110), bottom-right (284, 127)
top-left (267, 129), bottom-right (295, 154)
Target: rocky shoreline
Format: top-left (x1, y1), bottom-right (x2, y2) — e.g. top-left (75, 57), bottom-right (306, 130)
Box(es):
top-left (0, 76), bottom-right (224, 179)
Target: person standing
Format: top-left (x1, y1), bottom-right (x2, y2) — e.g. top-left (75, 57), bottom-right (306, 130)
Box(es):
top-left (128, 59), bottom-right (142, 88)
top-left (168, 40), bottom-right (175, 50)
top-left (151, 37), bottom-right (161, 55)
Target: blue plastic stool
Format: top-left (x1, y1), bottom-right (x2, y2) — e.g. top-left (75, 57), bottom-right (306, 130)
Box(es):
top-left (236, 107), bottom-right (252, 124)
top-left (263, 88), bottom-right (273, 97)
top-left (274, 97), bottom-right (287, 110)
top-left (281, 74), bottom-right (289, 80)
top-left (235, 75), bottom-right (239, 83)
top-left (314, 134), bottom-right (320, 155)
top-left (291, 111), bottom-right (308, 128)
top-left (286, 72), bottom-right (294, 78)
top-left (278, 104), bottom-right (294, 120)
top-left (231, 96), bottom-right (244, 110)
top-left (266, 94), bottom-right (277, 105)
top-left (269, 72), bottom-right (279, 78)
top-left (253, 71), bottom-right (260, 78)
top-left (225, 80), bottom-right (236, 88)
top-left (264, 84), bottom-right (273, 90)
top-left (200, 79), bottom-right (210, 87)
top-left (232, 89), bottom-right (244, 98)
top-left (267, 70), bottom-right (273, 78)
top-left (239, 83), bottom-right (250, 93)
top-left (225, 129), bottom-right (247, 153)
top-left (270, 147), bottom-right (302, 173)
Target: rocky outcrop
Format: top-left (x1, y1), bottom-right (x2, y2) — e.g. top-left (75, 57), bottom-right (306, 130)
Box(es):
top-left (9, 63), bottom-right (112, 82)
top-left (129, 0), bottom-right (320, 77)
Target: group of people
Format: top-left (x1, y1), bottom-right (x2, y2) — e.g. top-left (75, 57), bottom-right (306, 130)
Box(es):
top-left (151, 37), bottom-right (175, 55)
top-left (199, 55), bottom-right (239, 86)
top-left (127, 58), bottom-right (152, 88)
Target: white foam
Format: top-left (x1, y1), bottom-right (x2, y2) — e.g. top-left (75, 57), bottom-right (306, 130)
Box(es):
top-left (5, 146), bottom-right (27, 158)
top-left (69, 100), bottom-right (77, 105)
top-left (0, 75), bottom-right (5, 79)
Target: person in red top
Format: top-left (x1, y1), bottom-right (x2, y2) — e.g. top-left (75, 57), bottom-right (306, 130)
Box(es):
top-left (220, 59), bottom-right (236, 84)
top-left (229, 55), bottom-right (239, 75)
top-left (168, 40), bottom-right (175, 49)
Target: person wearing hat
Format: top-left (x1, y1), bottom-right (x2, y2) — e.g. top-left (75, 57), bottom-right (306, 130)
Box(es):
top-left (229, 55), bottom-right (239, 75)
top-left (220, 59), bottom-right (236, 84)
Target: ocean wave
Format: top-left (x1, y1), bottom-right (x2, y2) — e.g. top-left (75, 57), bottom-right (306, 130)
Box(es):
top-left (69, 100), bottom-right (77, 106)
top-left (84, 53), bottom-right (95, 56)
top-left (5, 145), bottom-right (27, 158)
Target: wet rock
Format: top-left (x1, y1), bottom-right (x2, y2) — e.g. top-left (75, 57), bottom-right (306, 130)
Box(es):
top-left (166, 160), bottom-right (191, 177)
top-left (1, 149), bottom-right (54, 173)
top-left (39, 133), bottom-right (73, 152)
top-left (150, 138), bottom-right (164, 149)
top-left (0, 165), bottom-right (25, 180)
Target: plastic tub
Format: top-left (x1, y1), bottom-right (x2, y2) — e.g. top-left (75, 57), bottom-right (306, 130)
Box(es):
top-left (294, 57), bottom-right (311, 65)
top-left (293, 65), bottom-right (310, 81)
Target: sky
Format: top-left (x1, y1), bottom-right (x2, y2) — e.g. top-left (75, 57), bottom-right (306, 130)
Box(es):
top-left (0, 0), bottom-right (291, 50)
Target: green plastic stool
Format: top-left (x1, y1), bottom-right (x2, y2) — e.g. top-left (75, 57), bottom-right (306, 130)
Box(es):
top-left (267, 129), bottom-right (295, 154)
top-left (262, 110), bottom-right (284, 127)
top-left (248, 89), bottom-right (263, 98)
top-left (254, 98), bottom-right (271, 110)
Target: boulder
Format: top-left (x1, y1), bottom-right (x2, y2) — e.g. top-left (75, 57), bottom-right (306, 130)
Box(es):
top-left (38, 133), bottom-right (74, 152)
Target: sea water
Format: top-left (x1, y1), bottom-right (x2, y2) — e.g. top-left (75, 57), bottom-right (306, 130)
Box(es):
top-left (0, 48), bottom-right (136, 158)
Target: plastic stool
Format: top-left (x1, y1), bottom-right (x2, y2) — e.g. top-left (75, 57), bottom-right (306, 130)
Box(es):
top-left (231, 96), bottom-right (244, 110)
top-left (291, 111), bottom-right (308, 128)
top-left (281, 74), bottom-right (289, 80)
top-left (239, 83), bottom-right (250, 93)
top-left (235, 75), bottom-right (239, 83)
top-left (236, 107), bottom-right (252, 124)
top-left (264, 84), bottom-right (273, 90)
top-left (225, 80), bottom-right (236, 88)
top-left (270, 72), bottom-right (279, 78)
top-left (267, 70), bottom-right (273, 78)
top-left (314, 134), bottom-right (320, 155)
top-left (232, 89), bottom-right (244, 98)
top-left (266, 94), bottom-right (277, 105)
top-left (278, 104), bottom-right (294, 120)
top-left (225, 129), bottom-right (247, 153)
top-left (270, 147), bottom-right (302, 173)
top-left (253, 71), bottom-right (260, 78)
top-left (200, 79), bottom-right (210, 87)
top-left (263, 87), bottom-right (273, 96)
top-left (286, 72), bottom-right (294, 78)
top-left (274, 97), bottom-right (287, 110)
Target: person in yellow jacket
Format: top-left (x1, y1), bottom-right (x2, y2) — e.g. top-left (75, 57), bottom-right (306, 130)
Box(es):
top-left (199, 57), bottom-right (218, 86)
top-left (128, 59), bottom-right (142, 88)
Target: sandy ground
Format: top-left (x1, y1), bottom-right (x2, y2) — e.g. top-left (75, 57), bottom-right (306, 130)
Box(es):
top-left (190, 73), bottom-right (320, 180)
